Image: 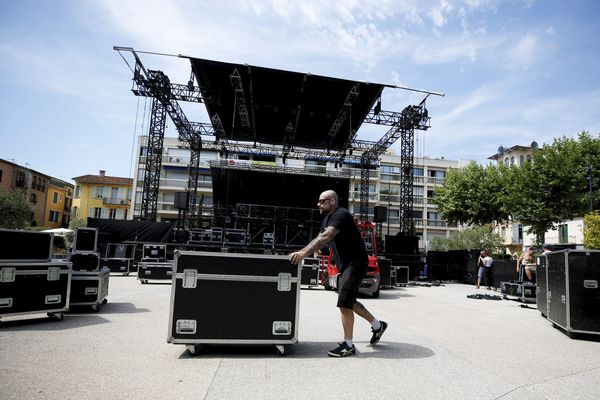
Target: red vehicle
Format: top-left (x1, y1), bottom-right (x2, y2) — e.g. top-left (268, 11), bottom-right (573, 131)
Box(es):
top-left (321, 220), bottom-right (380, 298)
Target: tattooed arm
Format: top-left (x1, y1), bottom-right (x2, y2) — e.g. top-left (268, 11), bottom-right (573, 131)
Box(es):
top-left (289, 226), bottom-right (339, 264)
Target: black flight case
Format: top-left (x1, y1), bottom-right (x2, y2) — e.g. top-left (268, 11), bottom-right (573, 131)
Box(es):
top-left (167, 251), bottom-right (301, 356)
top-left (69, 269), bottom-right (109, 311)
top-left (536, 255), bottom-right (548, 317)
top-left (546, 250), bottom-right (600, 337)
top-left (300, 257), bottom-right (320, 288)
top-left (0, 229), bottom-right (71, 321)
top-left (500, 280), bottom-right (536, 302)
top-left (101, 243), bottom-right (136, 275)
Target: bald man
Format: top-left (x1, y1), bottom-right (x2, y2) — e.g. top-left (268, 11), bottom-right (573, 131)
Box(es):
top-left (289, 190), bottom-right (387, 357)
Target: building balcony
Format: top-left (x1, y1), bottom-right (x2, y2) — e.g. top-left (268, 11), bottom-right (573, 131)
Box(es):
top-left (102, 197), bottom-right (131, 206)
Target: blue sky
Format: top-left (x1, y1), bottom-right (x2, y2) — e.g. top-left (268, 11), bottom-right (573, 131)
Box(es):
top-left (1, 0), bottom-right (599, 183)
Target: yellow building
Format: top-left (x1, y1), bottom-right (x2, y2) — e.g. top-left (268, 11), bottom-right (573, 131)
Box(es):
top-left (44, 179), bottom-right (74, 228)
top-left (72, 170), bottom-right (133, 221)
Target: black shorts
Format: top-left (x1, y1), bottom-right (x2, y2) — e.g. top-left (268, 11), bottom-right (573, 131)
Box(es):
top-left (337, 263), bottom-right (368, 309)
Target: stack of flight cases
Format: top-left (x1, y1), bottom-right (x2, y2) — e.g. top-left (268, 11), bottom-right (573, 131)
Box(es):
top-left (500, 263), bottom-right (537, 303)
top-left (545, 250), bottom-right (600, 337)
top-left (68, 228), bottom-right (109, 311)
top-left (300, 257), bottom-right (320, 288)
top-left (137, 244), bottom-right (173, 284)
top-left (0, 229), bottom-right (71, 322)
top-left (101, 243), bottom-right (136, 275)
top-left (167, 251), bottom-right (301, 356)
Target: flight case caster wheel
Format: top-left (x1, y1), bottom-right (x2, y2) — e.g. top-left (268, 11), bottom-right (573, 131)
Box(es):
top-left (186, 344), bottom-right (200, 356)
top-left (47, 312), bottom-right (63, 321)
top-left (275, 345), bottom-right (285, 356)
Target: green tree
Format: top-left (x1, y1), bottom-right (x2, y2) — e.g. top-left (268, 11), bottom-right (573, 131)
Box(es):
top-left (506, 133), bottom-right (599, 244)
top-left (428, 225), bottom-right (504, 253)
top-left (0, 188), bottom-right (32, 229)
top-left (434, 162), bottom-right (509, 226)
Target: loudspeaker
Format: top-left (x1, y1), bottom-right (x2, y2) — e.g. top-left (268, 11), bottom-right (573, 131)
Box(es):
top-left (373, 206), bottom-right (387, 223)
top-left (174, 192), bottom-right (188, 210)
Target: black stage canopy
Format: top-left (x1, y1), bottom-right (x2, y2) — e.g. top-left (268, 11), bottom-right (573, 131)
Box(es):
top-left (191, 58), bottom-right (384, 150)
top-left (210, 168), bottom-right (349, 210)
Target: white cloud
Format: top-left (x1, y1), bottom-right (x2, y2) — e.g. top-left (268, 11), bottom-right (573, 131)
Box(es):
top-left (505, 33), bottom-right (539, 71)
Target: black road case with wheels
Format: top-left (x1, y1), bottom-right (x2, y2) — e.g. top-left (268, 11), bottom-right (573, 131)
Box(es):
top-left (167, 251), bottom-right (301, 356)
top-left (0, 261), bottom-right (71, 321)
top-left (536, 255), bottom-right (548, 317)
top-left (378, 257), bottom-right (393, 288)
top-left (501, 281), bottom-right (536, 302)
top-left (69, 269), bottom-right (109, 311)
top-left (395, 265), bottom-right (409, 286)
top-left (138, 261), bottom-right (173, 284)
top-left (101, 258), bottom-right (132, 275)
top-left (300, 257), bottom-right (320, 288)
top-left (546, 250), bottom-right (600, 336)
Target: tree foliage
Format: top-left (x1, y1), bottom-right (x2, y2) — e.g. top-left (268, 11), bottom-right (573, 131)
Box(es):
top-left (0, 188), bottom-right (32, 229)
top-left (428, 225), bottom-right (504, 252)
top-left (583, 212), bottom-right (600, 249)
top-left (434, 162), bottom-right (509, 226)
top-left (434, 131), bottom-right (600, 247)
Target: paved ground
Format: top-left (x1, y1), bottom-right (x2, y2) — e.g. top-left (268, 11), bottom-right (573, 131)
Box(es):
top-left (1, 276), bottom-right (600, 400)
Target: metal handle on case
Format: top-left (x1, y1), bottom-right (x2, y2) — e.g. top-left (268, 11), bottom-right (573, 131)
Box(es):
top-left (0, 298), bottom-right (13, 308)
top-left (0, 268), bottom-right (16, 283)
top-left (45, 295), bottom-right (61, 304)
top-left (278, 273), bottom-right (292, 291)
top-left (85, 287), bottom-right (98, 295)
top-left (584, 280), bottom-right (598, 289)
top-left (47, 267), bottom-right (60, 281)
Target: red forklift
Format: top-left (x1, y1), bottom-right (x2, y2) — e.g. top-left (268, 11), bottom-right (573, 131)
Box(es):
top-left (321, 220), bottom-right (381, 297)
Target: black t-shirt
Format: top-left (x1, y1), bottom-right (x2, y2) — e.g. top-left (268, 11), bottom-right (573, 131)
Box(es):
top-left (322, 207), bottom-right (368, 271)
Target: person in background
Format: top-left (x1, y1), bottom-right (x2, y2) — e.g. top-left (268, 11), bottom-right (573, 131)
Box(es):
top-left (542, 243), bottom-right (552, 254)
top-left (517, 246), bottom-right (536, 281)
top-left (476, 250), bottom-right (494, 289)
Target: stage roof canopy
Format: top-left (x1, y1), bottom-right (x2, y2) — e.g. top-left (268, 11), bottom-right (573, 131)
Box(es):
top-left (190, 58), bottom-right (385, 151)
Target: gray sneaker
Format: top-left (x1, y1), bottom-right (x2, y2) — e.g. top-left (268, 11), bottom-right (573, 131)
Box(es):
top-left (370, 321), bottom-right (388, 345)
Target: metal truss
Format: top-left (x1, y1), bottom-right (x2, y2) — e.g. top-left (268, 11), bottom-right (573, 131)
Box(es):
top-left (209, 160), bottom-right (350, 178)
top-left (139, 98), bottom-right (166, 220)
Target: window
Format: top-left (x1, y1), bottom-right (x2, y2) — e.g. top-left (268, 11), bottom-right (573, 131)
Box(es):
top-left (73, 206), bottom-right (78, 218)
top-left (413, 167), bottom-right (424, 177)
top-left (411, 210), bottom-right (422, 219)
top-left (381, 165), bottom-right (400, 174)
top-left (519, 155), bottom-right (524, 166)
top-left (427, 189), bottom-right (436, 198)
top-left (429, 170), bottom-right (446, 178)
top-left (95, 186), bottom-right (105, 198)
top-left (504, 157), bottom-right (509, 165)
top-left (526, 155), bottom-right (532, 163)
top-left (94, 207), bottom-right (102, 218)
top-left (49, 210), bottom-right (60, 223)
top-left (53, 192), bottom-right (58, 204)
top-left (109, 208), bottom-right (117, 219)
top-left (510, 156), bottom-right (515, 166)
top-left (427, 211), bottom-right (441, 220)
top-left (559, 224), bottom-right (568, 244)
top-left (30, 193), bottom-right (37, 203)
top-left (75, 185), bottom-right (81, 198)
top-left (140, 146), bottom-right (148, 156)
top-left (0, 169), bottom-right (3, 182)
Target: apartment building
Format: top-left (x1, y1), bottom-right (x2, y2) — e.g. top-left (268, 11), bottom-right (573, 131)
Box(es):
top-left (0, 158), bottom-right (52, 227)
top-left (44, 179), bottom-right (74, 228)
top-left (71, 171), bottom-right (133, 221)
top-left (133, 137), bottom-right (469, 250)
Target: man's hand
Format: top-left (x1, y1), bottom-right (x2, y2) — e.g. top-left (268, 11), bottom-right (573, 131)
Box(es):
top-left (289, 250), bottom-right (307, 265)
